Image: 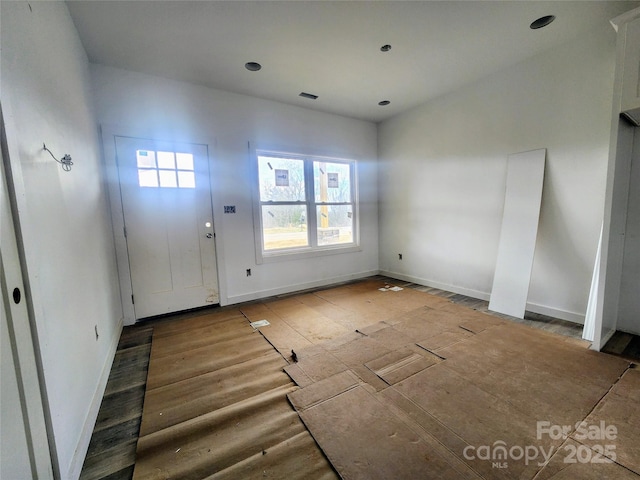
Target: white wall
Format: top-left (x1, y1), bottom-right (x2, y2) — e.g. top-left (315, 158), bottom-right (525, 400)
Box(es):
top-left (378, 24), bottom-right (617, 323)
top-left (618, 128), bottom-right (640, 334)
top-left (91, 64), bottom-right (378, 308)
top-left (1, 2), bottom-right (123, 478)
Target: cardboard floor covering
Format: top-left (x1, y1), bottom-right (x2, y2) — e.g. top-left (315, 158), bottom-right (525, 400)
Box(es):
top-left (135, 278), bottom-right (639, 479)
top-left (133, 309), bottom-right (338, 479)
top-left (251, 278), bottom-right (638, 479)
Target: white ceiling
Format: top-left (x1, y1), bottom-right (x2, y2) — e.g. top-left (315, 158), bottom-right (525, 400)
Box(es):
top-left (67, 0), bottom-right (639, 123)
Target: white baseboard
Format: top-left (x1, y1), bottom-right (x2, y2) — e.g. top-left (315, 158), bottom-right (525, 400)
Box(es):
top-left (380, 270), bottom-right (586, 325)
top-left (592, 327), bottom-right (616, 351)
top-left (225, 269), bottom-right (380, 305)
top-left (617, 326), bottom-right (640, 337)
top-left (379, 270), bottom-right (490, 301)
top-left (67, 316), bottom-right (124, 480)
top-left (525, 302), bottom-right (585, 325)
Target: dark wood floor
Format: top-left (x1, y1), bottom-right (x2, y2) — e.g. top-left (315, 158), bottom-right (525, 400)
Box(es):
top-left (396, 279), bottom-right (586, 340)
top-left (80, 325), bottom-right (153, 480)
top-left (603, 330), bottom-right (640, 362)
top-left (79, 275), bottom-right (634, 479)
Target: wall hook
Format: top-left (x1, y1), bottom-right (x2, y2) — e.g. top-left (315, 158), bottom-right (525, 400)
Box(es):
top-left (43, 143), bottom-right (73, 172)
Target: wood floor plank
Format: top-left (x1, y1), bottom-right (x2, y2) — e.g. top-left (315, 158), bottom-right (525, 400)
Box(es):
top-left (100, 465), bottom-right (136, 480)
top-left (85, 418), bottom-right (141, 462)
top-left (624, 337), bottom-right (640, 361)
top-left (94, 384), bottom-right (146, 432)
top-left (104, 344), bottom-right (152, 396)
top-left (117, 326), bottom-right (153, 350)
top-left (80, 438), bottom-right (138, 480)
top-left (81, 324), bottom-right (152, 480)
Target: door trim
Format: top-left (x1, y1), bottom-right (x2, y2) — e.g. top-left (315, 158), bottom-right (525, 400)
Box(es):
top-left (1, 103), bottom-right (55, 478)
top-left (100, 125), bottom-right (224, 324)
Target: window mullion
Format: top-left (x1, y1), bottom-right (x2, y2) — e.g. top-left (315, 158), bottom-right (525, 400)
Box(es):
top-left (305, 158), bottom-right (317, 248)
top-left (350, 162), bottom-right (357, 244)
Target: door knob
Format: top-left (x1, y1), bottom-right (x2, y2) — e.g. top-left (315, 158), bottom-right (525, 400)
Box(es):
top-left (206, 233), bottom-right (213, 239)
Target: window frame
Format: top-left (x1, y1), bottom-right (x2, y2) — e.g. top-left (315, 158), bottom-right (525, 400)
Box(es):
top-left (252, 146), bottom-right (360, 264)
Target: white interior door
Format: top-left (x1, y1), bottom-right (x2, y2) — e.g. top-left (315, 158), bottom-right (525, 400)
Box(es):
top-left (115, 136), bottom-right (218, 319)
top-left (1, 125), bottom-right (53, 479)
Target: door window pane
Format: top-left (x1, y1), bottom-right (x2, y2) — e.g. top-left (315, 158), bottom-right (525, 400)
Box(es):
top-left (137, 150), bottom-right (156, 168)
top-left (157, 151), bottom-right (176, 169)
top-left (176, 153), bottom-right (194, 171)
top-left (177, 171), bottom-right (196, 188)
top-left (159, 169), bottom-right (177, 188)
top-left (137, 150), bottom-right (196, 189)
top-left (138, 168), bottom-right (158, 187)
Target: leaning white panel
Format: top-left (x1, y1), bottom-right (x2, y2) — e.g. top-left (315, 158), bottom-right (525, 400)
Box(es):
top-left (489, 149), bottom-right (546, 319)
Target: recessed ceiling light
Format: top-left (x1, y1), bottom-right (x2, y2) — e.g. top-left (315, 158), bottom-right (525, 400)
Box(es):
top-left (378, 100), bottom-right (390, 106)
top-left (245, 62), bottom-right (262, 71)
top-left (380, 44), bottom-right (392, 52)
top-left (530, 15), bottom-right (555, 29)
top-left (299, 92), bottom-right (318, 100)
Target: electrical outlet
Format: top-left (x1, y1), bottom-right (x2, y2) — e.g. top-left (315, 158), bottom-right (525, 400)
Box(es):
top-left (399, 253), bottom-right (403, 260)
top-left (246, 268), bottom-right (252, 277)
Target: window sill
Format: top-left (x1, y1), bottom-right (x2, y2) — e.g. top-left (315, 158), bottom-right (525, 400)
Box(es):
top-left (257, 244), bottom-right (362, 264)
